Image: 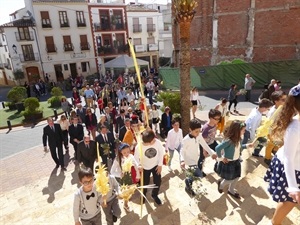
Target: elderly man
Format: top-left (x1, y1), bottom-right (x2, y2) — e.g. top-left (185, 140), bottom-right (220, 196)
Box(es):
top-left (77, 135), bottom-right (97, 171)
top-left (244, 74), bottom-right (256, 102)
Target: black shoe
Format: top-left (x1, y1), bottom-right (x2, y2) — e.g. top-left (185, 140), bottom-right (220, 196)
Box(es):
top-left (112, 215), bottom-right (117, 222)
top-left (202, 172), bottom-right (207, 178)
top-left (252, 153), bottom-right (263, 157)
top-left (217, 180), bottom-right (223, 194)
top-left (55, 164), bottom-right (60, 169)
top-left (151, 196), bottom-right (162, 205)
top-left (264, 158), bottom-right (271, 165)
top-left (185, 187), bottom-right (196, 196)
top-left (61, 167), bottom-right (67, 171)
top-left (228, 191), bottom-right (241, 199)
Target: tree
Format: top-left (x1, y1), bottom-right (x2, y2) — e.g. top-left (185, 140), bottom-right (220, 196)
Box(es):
top-left (173, 0), bottom-right (198, 135)
top-left (13, 69), bottom-right (25, 85)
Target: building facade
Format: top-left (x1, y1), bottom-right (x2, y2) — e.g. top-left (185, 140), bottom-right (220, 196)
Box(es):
top-left (88, 0), bottom-right (128, 76)
top-left (0, 31), bottom-right (15, 85)
top-left (173, 0), bottom-right (300, 67)
top-left (126, 4), bottom-right (162, 69)
top-left (30, 0), bottom-right (97, 82)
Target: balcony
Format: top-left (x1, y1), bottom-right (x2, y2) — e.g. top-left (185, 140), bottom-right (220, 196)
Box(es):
top-left (148, 43), bottom-right (158, 51)
top-left (46, 44), bottom-right (57, 53)
top-left (4, 63), bottom-right (12, 70)
top-left (133, 24), bottom-right (142, 33)
top-left (41, 19), bottom-right (52, 28)
top-left (147, 24), bottom-right (156, 32)
top-left (77, 19), bottom-right (86, 27)
top-left (80, 42), bottom-right (90, 51)
top-left (60, 21), bottom-right (70, 28)
top-left (63, 43), bottom-right (74, 52)
top-left (93, 22), bottom-right (112, 31)
top-left (19, 53), bottom-right (39, 62)
top-left (115, 23), bottom-right (125, 30)
top-left (135, 44), bottom-right (145, 52)
top-left (15, 31), bottom-right (34, 41)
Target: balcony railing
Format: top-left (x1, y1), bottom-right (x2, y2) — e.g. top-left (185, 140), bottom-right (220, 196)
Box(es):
top-left (77, 19), bottom-right (86, 27)
top-left (133, 24), bottom-right (142, 33)
top-left (134, 44), bottom-right (146, 52)
top-left (115, 23), bottom-right (125, 30)
top-left (63, 43), bottom-right (74, 51)
top-left (15, 31), bottom-right (34, 41)
top-left (94, 22), bottom-right (101, 31)
top-left (4, 63), bottom-right (12, 70)
top-left (41, 19), bottom-right (52, 28)
top-left (147, 24), bottom-right (156, 32)
top-left (19, 53), bottom-right (39, 62)
top-left (46, 44), bottom-right (57, 53)
top-left (93, 22), bottom-right (113, 31)
top-left (80, 42), bottom-right (90, 50)
top-left (60, 21), bottom-right (70, 28)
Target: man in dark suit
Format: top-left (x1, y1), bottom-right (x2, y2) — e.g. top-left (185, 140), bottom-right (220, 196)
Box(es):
top-left (68, 116), bottom-right (84, 160)
top-left (161, 106), bottom-right (173, 138)
top-left (115, 109), bottom-right (129, 134)
top-left (76, 103), bottom-right (86, 124)
top-left (77, 135), bottom-right (97, 171)
top-left (43, 117), bottom-right (66, 170)
top-left (95, 125), bottom-right (115, 169)
top-left (118, 118), bottom-right (131, 142)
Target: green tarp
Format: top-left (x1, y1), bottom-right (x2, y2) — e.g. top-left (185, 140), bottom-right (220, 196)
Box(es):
top-left (160, 60), bottom-right (300, 90)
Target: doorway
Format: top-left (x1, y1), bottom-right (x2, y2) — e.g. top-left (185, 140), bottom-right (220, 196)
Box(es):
top-left (69, 63), bottom-right (77, 78)
top-left (54, 64), bottom-right (64, 81)
top-left (26, 66), bottom-right (40, 83)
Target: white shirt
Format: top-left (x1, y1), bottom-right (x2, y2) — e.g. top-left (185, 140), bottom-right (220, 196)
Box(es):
top-left (146, 81), bottom-right (155, 91)
top-left (244, 77), bottom-right (256, 90)
top-left (190, 92), bottom-right (199, 101)
top-left (276, 115), bottom-right (300, 193)
top-left (151, 109), bottom-right (159, 119)
top-left (180, 133), bottom-right (215, 166)
top-left (134, 138), bottom-right (164, 170)
top-left (127, 93), bottom-right (135, 103)
top-left (110, 154), bottom-right (140, 179)
top-left (266, 105), bottom-right (276, 119)
top-left (165, 128), bottom-right (183, 151)
top-left (59, 119), bottom-right (70, 131)
top-left (245, 108), bottom-right (263, 141)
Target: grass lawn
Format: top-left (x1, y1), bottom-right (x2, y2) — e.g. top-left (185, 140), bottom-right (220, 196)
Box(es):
top-left (0, 101), bottom-right (63, 129)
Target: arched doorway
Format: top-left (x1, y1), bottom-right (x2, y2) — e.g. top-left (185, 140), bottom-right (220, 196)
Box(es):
top-left (26, 66), bottom-right (40, 84)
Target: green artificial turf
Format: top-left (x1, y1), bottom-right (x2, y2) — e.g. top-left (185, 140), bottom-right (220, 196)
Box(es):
top-left (0, 101), bottom-right (63, 129)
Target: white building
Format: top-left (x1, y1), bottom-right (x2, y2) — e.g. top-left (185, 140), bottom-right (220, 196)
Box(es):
top-left (27, 0), bottom-right (97, 82)
top-left (126, 4), bottom-right (162, 69)
top-left (0, 13), bottom-right (41, 85)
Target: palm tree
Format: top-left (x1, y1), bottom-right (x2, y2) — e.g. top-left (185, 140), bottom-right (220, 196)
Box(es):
top-left (173, 0), bottom-right (198, 135)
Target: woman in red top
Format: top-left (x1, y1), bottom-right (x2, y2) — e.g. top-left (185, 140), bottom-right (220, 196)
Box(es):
top-left (72, 87), bottom-right (81, 106)
top-left (85, 107), bottom-right (97, 140)
top-left (97, 96), bottom-right (104, 114)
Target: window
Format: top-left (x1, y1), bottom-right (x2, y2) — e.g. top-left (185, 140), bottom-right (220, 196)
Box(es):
top-left (112, 10), bottom-right (123, 30)
top-left (59, 11), bottom-right (69, 27)
top-left (133, 38), bottom-right (141, 45)
top-left (81, 62), bottom-right (89, 72)
top-left (41, 11), bottom-right (51, 28)
top-left (102, 34), bottom-right (112, 53)
top-left (4, 45), bottom-right (7, 52)
top-left (147, 17), bottom-right (155, 32)
top-left (99, 10), bottom-right (110, 30)
top-left (133, 18), bottom-right (141, 33)
top-left (115, 33), bottom-right (126, 52)
top-left (63, 35), bottom-right (73, 51)
top-left (16, 27), bottom-right (32, 41)
top-left (80, 35), bottom-right (89, 50)
top-left (76, 11), bottom-right (86, 27)
top-left (147, 37), bottom-right (155, 44)
top-left (2, 34), bottom-right (5, 42)
top-left (64, 64), bottom-right (68, 71)
top-left (45, 36), bottom-right (56, 53)
top-left (6, 58), bottom-right (12, 70)
top-left (21, 45), bottom-right (35, 61)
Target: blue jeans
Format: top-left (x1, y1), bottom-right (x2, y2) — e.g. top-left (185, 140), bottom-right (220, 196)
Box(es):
top-left (185, 166), bottom-right (203, 191)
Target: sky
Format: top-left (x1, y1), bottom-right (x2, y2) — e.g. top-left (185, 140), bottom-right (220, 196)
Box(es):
top-left (0, 0), bottom-right (170, 25)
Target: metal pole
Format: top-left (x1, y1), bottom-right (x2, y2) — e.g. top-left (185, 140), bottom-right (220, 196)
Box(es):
top-left (7, 120), bottom-right (12, 130)
top-left (2, 102), bottom-right (5, 108)
top-left (53, 109), bottom-right (58, 120)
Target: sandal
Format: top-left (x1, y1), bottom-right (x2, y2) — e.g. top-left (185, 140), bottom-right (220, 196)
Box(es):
top-left (228, 191), bottom-right (241, 199)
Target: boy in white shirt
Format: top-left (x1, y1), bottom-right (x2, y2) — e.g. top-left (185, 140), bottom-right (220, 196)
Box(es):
top-left (180, 118), bottom-right (217, 196)
top-left (134, 128), bottom-right (164, 205)
top-left (242, 98), bottom-right (273, 157)
top-left (165, 119), bottom-right (183, 171)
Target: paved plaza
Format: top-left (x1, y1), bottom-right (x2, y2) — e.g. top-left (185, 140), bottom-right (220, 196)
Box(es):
top-left (0, 90), bottom-right (299, 225)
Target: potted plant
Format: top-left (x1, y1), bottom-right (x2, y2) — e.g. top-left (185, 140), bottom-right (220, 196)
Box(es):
top-left (47, 87), bottom-right (64, 108)
top-left (7, 86), bottom-right (27, 112)
top-left (111, 15), bottom-right (117, 30)
top-left (22, 97), bottom-right (43, 121)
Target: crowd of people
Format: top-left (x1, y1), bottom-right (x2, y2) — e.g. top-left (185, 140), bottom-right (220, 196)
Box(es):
top-left (41, 72), bottom-right (300, 225)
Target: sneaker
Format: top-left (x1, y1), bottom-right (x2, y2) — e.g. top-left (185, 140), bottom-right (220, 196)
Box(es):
top-left (185, 187), bottom-right (196, 196)
top-left (202, 172), bottom-right (207, 178)
top-left (112, 215), bottom-right (118, 222)
top-left (151, 196), bottom-right (162, 205)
